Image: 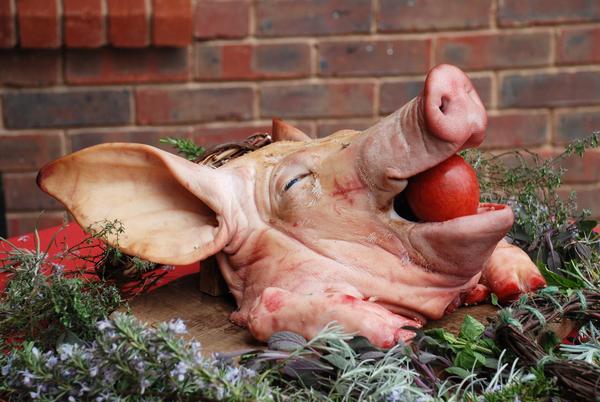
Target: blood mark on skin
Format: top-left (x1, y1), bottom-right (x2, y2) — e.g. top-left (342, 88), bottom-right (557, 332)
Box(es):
top-left (331, 178), bottom-right (364, 205)
top-left (492, 274), bottom-right (546, 302)
top-left (340, 294), bottom-right (358, 304)
top-left (264, 291), bottom-right (284, 313)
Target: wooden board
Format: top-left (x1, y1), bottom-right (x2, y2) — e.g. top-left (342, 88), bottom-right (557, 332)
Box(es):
top-left (128, 274), bottom-right (498, 354)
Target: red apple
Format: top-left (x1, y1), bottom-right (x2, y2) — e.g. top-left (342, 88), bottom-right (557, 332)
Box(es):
top-left (405, 155), bottom-right (480, 222)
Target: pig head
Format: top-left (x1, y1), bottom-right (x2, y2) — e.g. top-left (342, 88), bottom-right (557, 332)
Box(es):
top-left (38, 65), bottom-right (544, 348)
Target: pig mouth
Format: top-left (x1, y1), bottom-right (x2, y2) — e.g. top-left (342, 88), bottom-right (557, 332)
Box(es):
top-left (389, 155), bottom-right (513, 228)
top-left (386, 155), bottom-right (514, 276)
top-left (393, 194), bottom-right (510, 225)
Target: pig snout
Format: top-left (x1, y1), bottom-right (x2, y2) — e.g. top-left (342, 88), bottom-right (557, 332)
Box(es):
top-left (356, 64), bottom-right (487, 207)
top-left (422, 64), bottom-right (487, 149)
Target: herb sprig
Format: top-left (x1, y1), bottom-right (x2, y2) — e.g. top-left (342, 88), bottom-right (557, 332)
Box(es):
top-left (462, 133), bottom-right (600, 285)
top-left (159, 137), bottom-right (206, 161)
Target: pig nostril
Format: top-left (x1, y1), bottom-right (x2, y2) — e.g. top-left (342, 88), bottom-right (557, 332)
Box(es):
top-left (423, 64), bottom-right (487, 144)
top-left (439, 96), bottom-right (449, 114)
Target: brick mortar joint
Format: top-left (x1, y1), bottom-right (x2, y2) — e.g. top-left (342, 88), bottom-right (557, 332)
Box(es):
top-left (195, 25), bottom-right (577, 46)
top-left (497, 65), bottom-right (600, 77)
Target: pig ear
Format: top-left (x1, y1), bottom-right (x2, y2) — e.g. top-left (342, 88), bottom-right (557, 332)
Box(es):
top-left (271, 118), bottom-right (311, 142)
top-left (37, 143), bottom-right (234, 265)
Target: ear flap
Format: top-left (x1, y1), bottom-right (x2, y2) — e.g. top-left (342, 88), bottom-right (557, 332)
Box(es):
top-left (271, 118), bottom-right (311, 142)
top-left (37, 143), bottom-right (234, 265)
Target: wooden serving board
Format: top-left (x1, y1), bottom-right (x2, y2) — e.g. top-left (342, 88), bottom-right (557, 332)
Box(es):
top-left (128, 274), bottom-right (498, 355)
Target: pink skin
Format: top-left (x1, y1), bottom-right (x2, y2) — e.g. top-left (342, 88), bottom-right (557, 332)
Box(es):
top-left (38, 64), bottom-right (545, 348)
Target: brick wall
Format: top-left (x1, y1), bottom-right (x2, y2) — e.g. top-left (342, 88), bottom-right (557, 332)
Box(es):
top-left (1, 0), bottom-right (600, 236)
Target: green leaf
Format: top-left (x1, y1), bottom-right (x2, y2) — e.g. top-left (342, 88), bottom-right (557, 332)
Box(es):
top-left (268, 331), bottom-right (307, 352)
top-left (445, 366), bottom-right (471, 379)
top-left (347, 335), bottom-right (379, 353)
top-left (425, 328), bottom-right (458, 345)
top-left (459, 315), bottom-right (485, 342)
top-left (538, 262), bottom-right (583, 289)
top-left (322, 354), bottom-right (350, 370)
top-left (483, 357), bottom-right (499, 369)
top-left (472, 351), bottom-right (487, 365)
top-left (478, 338), bottom-right (498, 351)
top-left (454, 349), bottom-right (477, 370)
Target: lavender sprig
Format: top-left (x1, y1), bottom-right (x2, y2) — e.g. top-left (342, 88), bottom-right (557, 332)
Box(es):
top-left (0, 313), bottom-right (274, 401)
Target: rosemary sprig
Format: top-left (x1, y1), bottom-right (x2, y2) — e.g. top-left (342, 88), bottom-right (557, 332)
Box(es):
top-left (159, 137), bottom-right (206, 161)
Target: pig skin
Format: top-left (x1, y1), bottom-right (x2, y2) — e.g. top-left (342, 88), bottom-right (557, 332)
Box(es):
top-left (37, 64), bottom-right (545, 348)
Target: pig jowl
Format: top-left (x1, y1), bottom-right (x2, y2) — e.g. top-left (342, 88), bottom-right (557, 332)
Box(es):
top-left (37, 64), bottom-right (545, 348)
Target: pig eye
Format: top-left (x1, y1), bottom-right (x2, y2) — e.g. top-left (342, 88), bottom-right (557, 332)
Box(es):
top-left (284, 173), bottom-right (310, 192)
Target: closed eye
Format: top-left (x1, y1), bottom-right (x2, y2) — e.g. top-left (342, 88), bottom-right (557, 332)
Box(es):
top-left (284, 173), bottom-right (310, 192)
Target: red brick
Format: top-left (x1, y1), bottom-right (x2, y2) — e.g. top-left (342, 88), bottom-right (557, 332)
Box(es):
top-left (0, 50), bottom-right (61, 87)
top-left (380, 79), bottom-right (423, 115)
top-left (260, 82), bottom-right (375, 119)
top-left (558, 186), bottom-right (600, 219)
top-left (3, 172), bottom-right (62, 211)
top-left (107, 0), bottom-right (149, 47)
top-left (498, 0), bottom-right (600, 27)
top-left (194, 0), bottom-right (249, 39)
top-left (0, 0), bottom-right (16, 47)
top-left (64, 0), bottom-right (104, 48)
top-left (555, 109), bottom-right (600, 145)
top-left (557, 27), bottom-right (600, 65)
top-left (2, 90), bottom-right (131, 129)
top-left (317, 119), bottom-right (375, 137)
top-left (378, 0), bottom-right (491, 32)
top-left (69, 127), bottom-right (192, 152)
top-left (380, 74), bottom-right (492, 115)
top-left (256, 0), bottom-right (371, 37)
top-left (195, 43), bottom-right (310, 81)
top-left (136, 86), bottom-right (254, 125)
top-left (7, 211), bottom-right (67, 237)
top-left (500, 70), bottom-right (600, 108)
top-left (153, 0), bottom-right (192, 46)
top-left (318, 39), bottom-right (430, 77)
top-left (481, 111), bottom-right (548, 149)
top-left (0, 131), bottom-right (64, 171)
top-left (17, 0), bottom-right (60, 48)
top-left (436, 32), bottom-right (551, 71)
top-left (66, 48), bottom-right (189, 84)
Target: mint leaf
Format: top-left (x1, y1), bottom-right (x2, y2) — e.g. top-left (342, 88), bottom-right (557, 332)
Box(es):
top-left (459, 315), bottom-right (485, 342)
top-left (454, 349), bottom-right (477, 370)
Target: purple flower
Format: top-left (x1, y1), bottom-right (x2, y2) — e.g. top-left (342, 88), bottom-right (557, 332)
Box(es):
top-left (96, 320), bottom-right (113, 331)
top-left (58, 344), bottom-right (75, 361)
top-left (45, 356), bottom-right (58, 369)
top-left (167, 319), bottom-right (187, 334)
top-left (20, 370), bottom-right (34, 387)
top-left (170, 361), bottom-right (189, 382)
